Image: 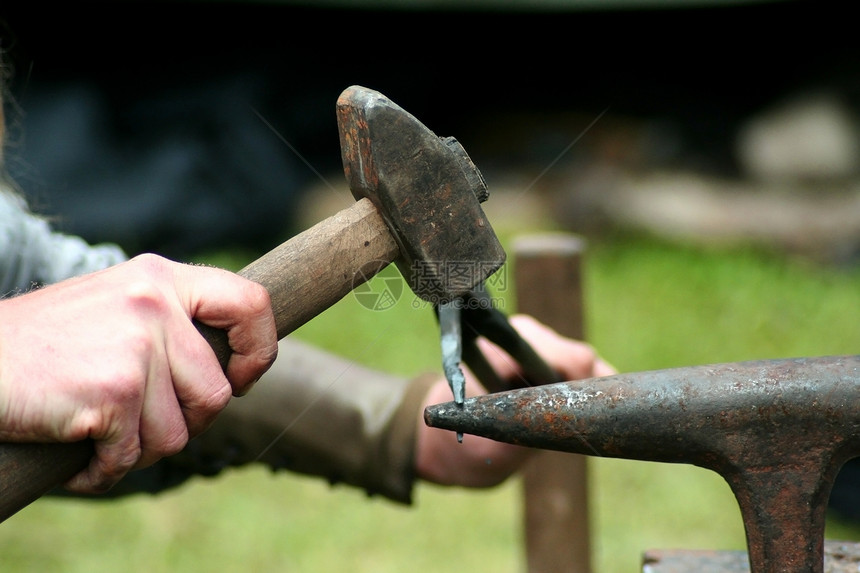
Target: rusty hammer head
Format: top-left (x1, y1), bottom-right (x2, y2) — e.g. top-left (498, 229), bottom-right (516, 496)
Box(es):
top-left (336, 85), bottom-right (505, 304)
top-left (425, 355), bottom-right (860, 572)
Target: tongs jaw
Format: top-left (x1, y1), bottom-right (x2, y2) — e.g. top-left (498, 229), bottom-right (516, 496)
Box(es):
top-left (435, 285), bottom-right (560, 406)
top-left (438, 300), bottom-right (467, 405)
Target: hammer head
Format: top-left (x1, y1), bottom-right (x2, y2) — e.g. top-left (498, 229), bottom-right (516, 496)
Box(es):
top-left (336, 85), bottom-right (506, 304)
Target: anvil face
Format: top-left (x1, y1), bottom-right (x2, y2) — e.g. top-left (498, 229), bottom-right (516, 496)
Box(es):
top-left (425, 355), bottom-right (860, 573)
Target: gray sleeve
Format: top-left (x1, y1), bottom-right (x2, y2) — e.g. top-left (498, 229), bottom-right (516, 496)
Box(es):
top-left (0, 189), bottom-right (127, 295)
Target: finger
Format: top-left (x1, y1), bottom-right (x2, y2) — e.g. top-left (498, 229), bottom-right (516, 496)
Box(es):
top-left (594, 358), bottom-right (618, 378)
top-left (64, 418), bottom-right (143, 494)
top-left (552, 343), bottom-right (602, 381)
top-left (220, 303), bottom-right (279, 396)
top-left (510, 314), bottom-right (613, 378)
top-left (64, 331), bottom-right (174, 493)
top-left (135, 342), bottom-right (189, 469)
top-left (163, 315), bottom-right (234, 437)
top-left (474, 336), bottom-right (521, 380)
top-left (174, 265), bottom-right (278, 393)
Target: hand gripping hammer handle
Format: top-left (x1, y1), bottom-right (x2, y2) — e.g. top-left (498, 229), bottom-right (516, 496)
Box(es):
top-left (0, 85), bottom-right (504, 522)
top-left (0, 196), bottom-right (398, 522)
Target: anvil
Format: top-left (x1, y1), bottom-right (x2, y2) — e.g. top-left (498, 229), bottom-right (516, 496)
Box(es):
top-left (424, 355), bottom-right (860, 573)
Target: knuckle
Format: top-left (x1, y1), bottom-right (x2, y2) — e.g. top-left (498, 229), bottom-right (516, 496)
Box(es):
top-left (243, 281), bottom-right (272, 315)
top-left (64, 408), bottom-right (103, 442)
top-left (97, 357), bottom-right (148, 403)
top-left (509, 314), bottom-right (537, 328)
top-left (256, 340), bottom-right (279, 368)
top-left (128, 252), bottom-right (169, 272)
top-left (184, 396), bottom-right (230, 438)
top-left (121, 279), bottom-right (170, 318)
top-left (120, 328), bottom-right (158, 365)
top-left (205, 381), bottom-right (233, 412)
top-left (151, 425), bottom-right (190, 459)
top-left (182, 378), bottom-right (232, 429)
top-left (577, 341), bottom-right (598, 362)
top-left (76, 441), bottom-right (142, 494)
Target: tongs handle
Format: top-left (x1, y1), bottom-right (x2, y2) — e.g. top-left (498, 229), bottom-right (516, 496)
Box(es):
top-left (461, 289), bottom-right (560, 392)
top-left (437, 288), bottom-right (560, 396)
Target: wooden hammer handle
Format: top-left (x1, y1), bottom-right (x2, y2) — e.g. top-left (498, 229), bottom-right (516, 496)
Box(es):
top-left (205, 197), bottom-right (399, 367)
top-left (0, 197), bottom-right (399, 522)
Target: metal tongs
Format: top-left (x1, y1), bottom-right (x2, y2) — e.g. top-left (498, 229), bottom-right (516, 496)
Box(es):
top-left (436, 285), bottom-right (560, 410)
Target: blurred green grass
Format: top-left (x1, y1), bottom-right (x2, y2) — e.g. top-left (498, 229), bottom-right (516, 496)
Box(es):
top-left (3, 227), bottom-right (860, 572)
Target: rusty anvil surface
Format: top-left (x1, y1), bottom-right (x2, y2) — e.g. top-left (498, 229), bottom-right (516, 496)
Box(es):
top-left (424, 355), bottom-right (860, 573)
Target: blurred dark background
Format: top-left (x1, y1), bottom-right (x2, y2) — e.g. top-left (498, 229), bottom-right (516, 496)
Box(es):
top-left (6, 0), bottom-right (860, 534)
top-left (1, 0), bottom-right (854, 259)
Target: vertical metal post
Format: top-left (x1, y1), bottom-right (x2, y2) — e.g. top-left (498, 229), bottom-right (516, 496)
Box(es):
top-left (513, 233), bottom-right (591, 573)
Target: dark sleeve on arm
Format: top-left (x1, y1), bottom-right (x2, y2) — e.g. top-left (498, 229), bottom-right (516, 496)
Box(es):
top-left (99, 338), bottom-right (439, 505)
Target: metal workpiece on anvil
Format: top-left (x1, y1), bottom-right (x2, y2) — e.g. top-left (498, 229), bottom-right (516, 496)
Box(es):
top-left (424, 355), bottom-right (860, 573)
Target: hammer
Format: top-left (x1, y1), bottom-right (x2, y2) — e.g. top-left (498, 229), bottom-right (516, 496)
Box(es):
top-left (0, 85), bottom-right (505, 521)
top-left (425, 355), bottom-right (860, 573)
